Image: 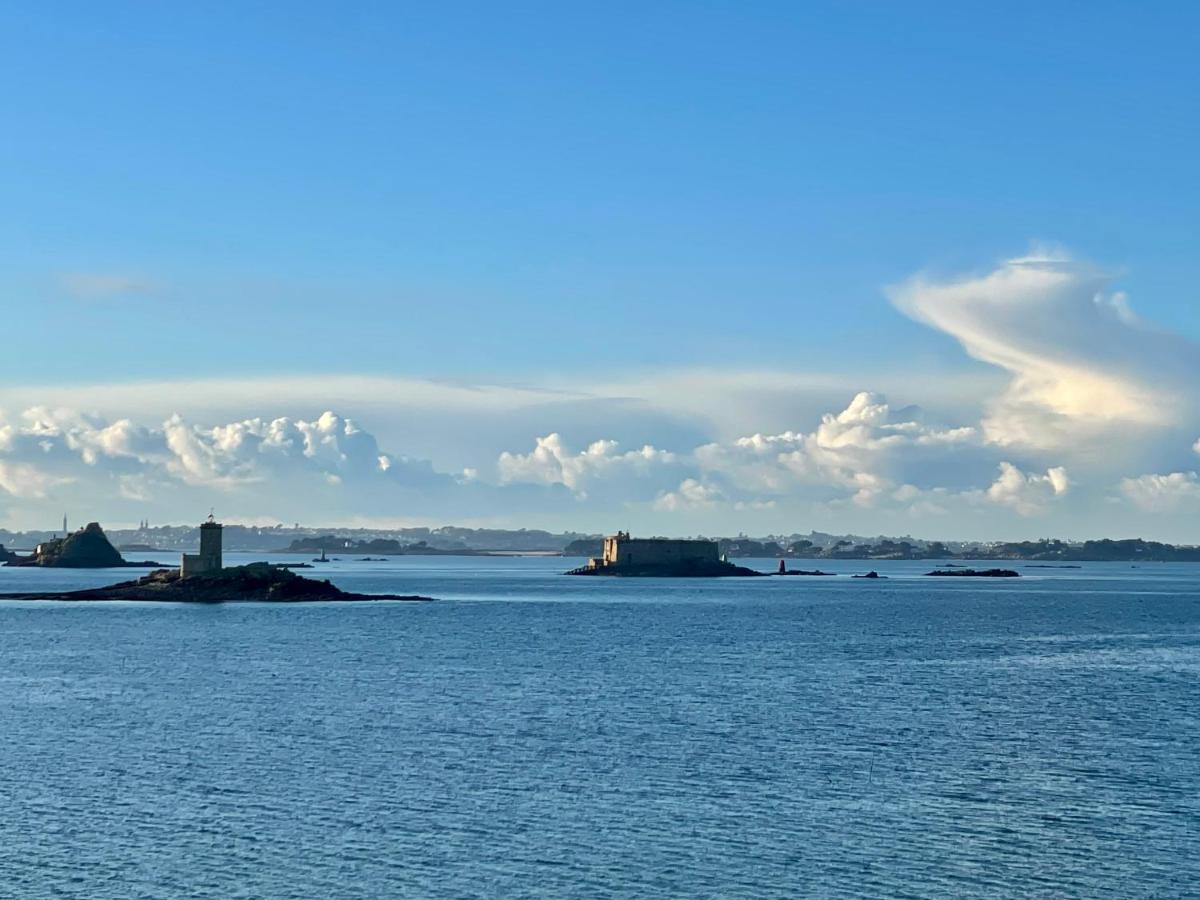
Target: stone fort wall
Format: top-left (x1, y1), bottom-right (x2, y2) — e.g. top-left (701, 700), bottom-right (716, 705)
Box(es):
top-left (603, 537), bottom-right (718, 567)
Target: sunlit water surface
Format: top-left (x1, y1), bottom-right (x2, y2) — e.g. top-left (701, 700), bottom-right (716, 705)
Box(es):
top-left (1, 555), bottom-right (1197, 897)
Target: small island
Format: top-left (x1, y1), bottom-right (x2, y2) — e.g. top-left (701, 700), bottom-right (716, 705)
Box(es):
top-left (0, 517), bottom-right (434, 603)
top-left (0, 563), bottom-right (432, 603)
top-left (925, 568), bottom-right (1020, 578)
top-left (774, 560), bottom-right (835, 576)
top-left (567, 532), bottom-right (765, 577)
top-left (4, 522), bottom-right (165, 568)
top-left (281, 536), bottom-right (483, 556)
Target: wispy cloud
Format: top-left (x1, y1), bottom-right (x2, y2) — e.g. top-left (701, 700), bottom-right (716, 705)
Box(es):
top-left (57, 272), bottom-right (159, 302)
top-left (888, 251), bottom-right (1200, 449)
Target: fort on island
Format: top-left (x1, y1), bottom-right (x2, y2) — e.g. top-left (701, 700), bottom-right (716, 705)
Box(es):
top-left (595, 531), bottom-right (720, 569)
top-left (568, 531), bottom-right (762, 577)
top-left (181, 516), bottom-right (223, 577)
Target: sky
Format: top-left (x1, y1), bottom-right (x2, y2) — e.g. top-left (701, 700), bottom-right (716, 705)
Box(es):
top-left (2, 1), bottom-right (1200, 540)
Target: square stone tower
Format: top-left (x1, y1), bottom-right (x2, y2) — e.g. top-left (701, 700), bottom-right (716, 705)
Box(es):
top-left (181, 517), bottom-right (223, 577)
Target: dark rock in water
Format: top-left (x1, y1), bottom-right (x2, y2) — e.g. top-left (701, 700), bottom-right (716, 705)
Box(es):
top-left (852, 570), bottom-right (886, 579)
top-left (0, 544), bottom-right (19, 563)
top-left (566, 560), bottom-right (765, 578)
top-left (0, 563), bottom-right (434, 603)
top-left (4, 522), bottom-right (165, 568)
top-left (925, 568), bottom-right (1020, 578)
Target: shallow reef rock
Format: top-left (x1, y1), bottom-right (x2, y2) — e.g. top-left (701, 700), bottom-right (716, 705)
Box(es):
top-left (925, 568), bottom-right (1020, 578)
top-left (567, 560), bottom-right (765, 577)
top-left (0, 563), bottom-right (434, 603)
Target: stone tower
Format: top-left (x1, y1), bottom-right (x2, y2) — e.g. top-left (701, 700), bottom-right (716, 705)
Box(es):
top-left (181, 516), bottom-right (223, 578)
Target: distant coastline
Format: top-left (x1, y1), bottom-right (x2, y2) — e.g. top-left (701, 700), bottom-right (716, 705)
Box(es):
top-left (5, 524), bottom-right (1200, 564)
top-left (565, 536), bottom-right (1200, 563)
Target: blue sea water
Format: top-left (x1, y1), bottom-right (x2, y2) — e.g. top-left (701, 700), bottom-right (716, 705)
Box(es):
top-left (0, 555), bottom-right (1197, 898)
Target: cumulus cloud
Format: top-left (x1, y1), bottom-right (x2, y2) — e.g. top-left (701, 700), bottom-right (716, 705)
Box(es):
top-left (983, 462), bottom-right (1070, 515)
top-left (889, 252), bottom-right (1200, 449)
top-left (493, 392), bottom-right (1074, 521)
top-left (1119, 472), bottom-right (1200, 511)
top-left (693, 391), bottom-right (984, 506)
top-left (653, 479), bottom-right (723, 512)
top-left (497, 433), bottom-right (677, 495)
top-left (0, 408), bottom-right (455, 524)
top-left (0, 460), bottom-right (71, 499)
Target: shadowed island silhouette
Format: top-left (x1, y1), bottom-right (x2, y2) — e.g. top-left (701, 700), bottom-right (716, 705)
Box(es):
top-left (0, 518), bottom-right (432, 603)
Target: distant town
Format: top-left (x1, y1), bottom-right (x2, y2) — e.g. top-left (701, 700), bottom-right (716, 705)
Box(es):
top-left (2, 522), bottom-right (1199, 562)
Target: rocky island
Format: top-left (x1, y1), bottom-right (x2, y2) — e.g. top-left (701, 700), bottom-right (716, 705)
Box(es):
top-left (0, 517), bottom-right (434, 603)
top-left (925, 568), bottom-right (1020, 578)
top-left (566, 532), bottom-right (765, 577)
top-left (4, 522), bottom-right (165, 568)
top-left (775, 561), bottom-right (835, 576)
top-left (0, 562), bottom-right (433, 603)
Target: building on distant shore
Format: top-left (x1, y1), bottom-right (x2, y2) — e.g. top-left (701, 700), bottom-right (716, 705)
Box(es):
top-left (585, 530), bottom-right (721, 571)
top-left (181, 516), bottom-right (223, 577)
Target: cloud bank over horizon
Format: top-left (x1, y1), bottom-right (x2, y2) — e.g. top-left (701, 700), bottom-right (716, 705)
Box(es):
top-left (3, 251), bottom-right (1200, 541)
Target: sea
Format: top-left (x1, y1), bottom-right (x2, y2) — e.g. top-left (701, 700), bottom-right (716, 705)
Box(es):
top-left (0, 554), bottom-right (1196, 898)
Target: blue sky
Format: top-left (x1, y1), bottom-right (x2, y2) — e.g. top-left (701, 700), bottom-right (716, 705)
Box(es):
top-left (2, 2), bottom-right (1200, 538)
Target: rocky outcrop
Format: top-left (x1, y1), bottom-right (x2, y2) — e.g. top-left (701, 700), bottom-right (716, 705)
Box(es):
top-left (566, 560), bottom-right (765, 577)
top-left (925, 568), bottom-right (1020, 577)
top-left (0, 544), bottom-right (19, 563)
top-left (0, 563), bottom-right (433, 603)
top-left (775, 560), bottom-right (835, 575)
top-left (4, 522), bottom-right (163, 568)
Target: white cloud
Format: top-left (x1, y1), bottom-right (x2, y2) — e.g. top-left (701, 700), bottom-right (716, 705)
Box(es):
top-left (1119, 472), bottom-right (1200, 511)
top-left (0, 368), bottom-right (998, 476)
top-left (0, 408), bottom-right (456, 525)
top-left (694, 391), bottom-right (983, 506)
top-left (653, 479), bottom-right (723, 512)
top-left (497, 433), bottom-right (676, 493)
top-left (0, 460), bottom-right (72, 499)
top-left (889, 252), bottom-right (1199, 449)
top-left (495, 392), bottom-right (1069, 520)
top-left (983, 462), bottom-right (1070, 515)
